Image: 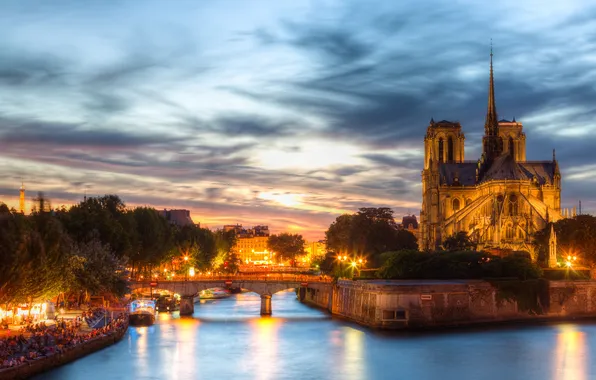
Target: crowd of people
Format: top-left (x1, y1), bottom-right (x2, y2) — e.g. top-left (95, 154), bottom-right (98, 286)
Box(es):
top-left (0, 311), bottom-right (127, 369)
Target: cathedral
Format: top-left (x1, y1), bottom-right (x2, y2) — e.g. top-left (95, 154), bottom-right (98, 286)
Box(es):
top-left (419, 51), bottom-right (570, 256)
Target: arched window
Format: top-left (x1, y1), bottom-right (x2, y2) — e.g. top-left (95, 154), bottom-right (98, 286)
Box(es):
top-left (453, 198), bottom-right (460, 212)
top-left (496, 195), bottom-right (504, 215)
top-left (508, 194), bottom-right (518, 216)
top-left (506, 224), bottom-right (514, 239)
top-left (438, 138), bottom-right (444, 163)
top-left (447, 136), bottom-right (454, 162)
top-left (509, 137), bottom-right (515, 160)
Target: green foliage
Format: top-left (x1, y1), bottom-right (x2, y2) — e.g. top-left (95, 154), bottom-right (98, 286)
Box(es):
top-left (491, 279), bottom-right (548, 315)
top-left (268, 233), bottom-right (305, 266)
top-left (534, 215), bottom-right (596, 267)
top-left (325, 208), bottom-right (418, 268)
top-left (442, 231), bottom-right (477, 251)
top-left (376, 250), bottom-right (543, 280)
top-left (131, 207), bottom-right (173, 265)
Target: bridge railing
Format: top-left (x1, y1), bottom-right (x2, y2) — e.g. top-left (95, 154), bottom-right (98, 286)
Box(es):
top-left (131, 274), bottom-right (332, 283)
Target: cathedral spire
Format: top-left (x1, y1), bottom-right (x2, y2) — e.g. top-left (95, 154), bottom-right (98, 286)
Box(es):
top-left (482, 41), bottom-right (503, 161)
top-left (486, 42), bottom-right (497, 132)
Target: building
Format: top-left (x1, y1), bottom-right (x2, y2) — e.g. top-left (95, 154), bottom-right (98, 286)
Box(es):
top-left (399, 215), bottom-right (420, 243)
top-left (420, 50), bottom-right (565, 256)
top-left (158, 209), bottom-right (197, 227)
top-left (229, 225), bottom-right (272, 264)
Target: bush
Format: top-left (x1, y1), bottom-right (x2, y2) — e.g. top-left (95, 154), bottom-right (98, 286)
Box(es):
top-left (376, 250), bottom-right (542, 280)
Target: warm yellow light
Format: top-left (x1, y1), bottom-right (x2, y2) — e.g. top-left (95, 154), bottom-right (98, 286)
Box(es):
top-left (351, 262), bottom-right (357, 267)
top-left (163, 268), bottom-right (167, 272)
top-left (358, 258), bottom-right (363, 264)
top-left (184, 256), bottom-right (189, 261)
top-left (343, 255), bottom-right (347, 260)
top-left (566, 261), bottom-right (573, 268)
top-left (568, 255), bottom-right (571, 260)
top-left (189, 267), bottom-right (195, 277)
top-left (573, 256), bottom-right (577, 261)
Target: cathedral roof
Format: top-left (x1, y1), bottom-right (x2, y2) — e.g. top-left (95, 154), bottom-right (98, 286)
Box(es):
top-left (438, 163), bottom-right (478, 186)
top-left (438, 155), bottom-right (556, 186)
top-left (482, 154), bottom-right (526, 181)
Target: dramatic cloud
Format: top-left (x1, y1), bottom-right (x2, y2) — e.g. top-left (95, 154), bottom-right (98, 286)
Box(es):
top-left (0, 0), bottom-right (595, 239)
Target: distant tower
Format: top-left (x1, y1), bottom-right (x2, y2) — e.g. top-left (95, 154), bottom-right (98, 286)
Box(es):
top-left (19, 182), bottom-right (25, 214)
top-left (548, 224), bottom-right (558, 268)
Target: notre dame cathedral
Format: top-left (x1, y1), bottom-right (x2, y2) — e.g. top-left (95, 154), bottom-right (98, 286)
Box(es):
top-left (419, 51), bottom-right (571, 256)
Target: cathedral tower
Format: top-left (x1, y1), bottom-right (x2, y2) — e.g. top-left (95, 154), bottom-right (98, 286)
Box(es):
top-left (482, 46), bottom-right (503, 162)
top-left (19, 182), bottom-right (25, 214)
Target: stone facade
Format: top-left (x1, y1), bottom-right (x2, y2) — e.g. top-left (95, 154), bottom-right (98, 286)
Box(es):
top-left (420, 53), bottom-right (564, 254)
top-left (302, 279), bottom-right (596, 329)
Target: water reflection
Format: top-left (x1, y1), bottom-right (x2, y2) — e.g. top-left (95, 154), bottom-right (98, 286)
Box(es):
top-left (342, 327), bottom-right (366, 380)
top-left (36, 291), bottom-right (596, 380)
top-left (250, 318), bottom-right (280, 380)
top-left (553, 325), bottom-right (587, 380)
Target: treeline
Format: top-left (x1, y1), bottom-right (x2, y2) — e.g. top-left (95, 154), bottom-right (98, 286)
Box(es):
top-left (320, 207), bottom-right (542, 280)
top-left (0, 194), bottom-right (236, 306)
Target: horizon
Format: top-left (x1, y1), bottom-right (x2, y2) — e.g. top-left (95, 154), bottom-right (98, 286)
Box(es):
top-left (1, 0), bottom-right (595, 241)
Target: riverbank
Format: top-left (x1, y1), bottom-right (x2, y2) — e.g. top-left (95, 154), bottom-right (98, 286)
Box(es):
top-left (0, 318), bottom-right (128, 380)
top-left (301, 279), bottom-right (596, 330)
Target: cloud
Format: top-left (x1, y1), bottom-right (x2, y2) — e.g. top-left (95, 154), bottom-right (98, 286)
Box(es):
top-left (1, 0), bottom-right (596, 239)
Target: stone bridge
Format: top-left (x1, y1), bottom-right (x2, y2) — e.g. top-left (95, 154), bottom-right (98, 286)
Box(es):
top-left (130, 275), bottom-right (331, 316)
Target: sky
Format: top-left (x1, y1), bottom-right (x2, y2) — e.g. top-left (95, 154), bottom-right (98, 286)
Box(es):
top-left (0, 0), bottom-right (595, 240)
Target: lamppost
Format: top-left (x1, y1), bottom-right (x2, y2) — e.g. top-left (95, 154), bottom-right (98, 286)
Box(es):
top-left (565, 255), bottom-right (578, 268)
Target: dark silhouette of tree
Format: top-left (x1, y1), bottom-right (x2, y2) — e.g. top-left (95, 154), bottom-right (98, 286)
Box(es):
top-left (534, 215), bottom-right (596, 267)
top-left (443, 231), bottom-right (477, 251)
top-left (268, 233), bottom-right (305, 267)
top-left (325, 207), bottom-right (418, 267)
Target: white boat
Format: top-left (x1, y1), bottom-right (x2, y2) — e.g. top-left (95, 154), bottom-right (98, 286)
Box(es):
top-left (129, 299), bottom-right (156, 326)
top-left (198, 288), bottom-right (231, 300)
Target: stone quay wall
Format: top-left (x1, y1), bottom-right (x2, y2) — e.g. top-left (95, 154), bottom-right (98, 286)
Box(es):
top-left (0, 324), bottom-right (128, 380)
top-left (302, 279), bottom-right (596, 329)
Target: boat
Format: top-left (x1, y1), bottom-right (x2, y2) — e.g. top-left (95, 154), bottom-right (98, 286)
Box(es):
top-left (129, 299), bottom-right (156, 326)
top-left (198, 288), bottom-right (231, 300)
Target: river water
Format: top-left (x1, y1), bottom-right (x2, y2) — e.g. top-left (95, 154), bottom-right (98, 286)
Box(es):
top-left (38, 289), bottom-right (593, 380)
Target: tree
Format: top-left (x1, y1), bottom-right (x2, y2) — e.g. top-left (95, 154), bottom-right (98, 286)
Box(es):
top-left (443, 232), bottom-right (477, 251)
top-left (55, 195), bottom-right (135, 259)
top-left (268, 233), bottom-right (305, 267)
top-left (325, 207), bottom-right (418, 267)
top-left (534, 215), bottom-right (596, 267)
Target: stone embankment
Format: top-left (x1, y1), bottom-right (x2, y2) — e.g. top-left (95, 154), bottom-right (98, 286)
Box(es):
top-left (0, 322), bottom-right (128, 380)
top-left (301, 279), bottom-right (596, 329)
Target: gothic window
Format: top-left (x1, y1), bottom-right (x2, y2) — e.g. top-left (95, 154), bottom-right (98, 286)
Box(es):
top-left (453, 198), bottom-right (460, 212)
top-left (509, 137), bottom-right (515, 160)
top-left (496, 195), bottom-right (504, 215)
top-left (438, 138), bottom-right (444, 163)
top-left (447, 136), bottom-right (454, 162)
top-left (508, 194), bottom-right (518, 216)
top-left (517, 226), bottom-right (524, 239)
top-left (506, 224), bottom-right (514, 239)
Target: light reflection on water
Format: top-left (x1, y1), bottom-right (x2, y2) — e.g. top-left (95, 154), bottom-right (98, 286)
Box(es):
top-left (37, 290), bottom-right (595, 380)
top-left (554, 324), bottom-right (587, 380)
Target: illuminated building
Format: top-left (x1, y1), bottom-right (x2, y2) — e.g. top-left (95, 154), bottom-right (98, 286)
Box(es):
top-left (420, 50), bottom-right (567, 256)
top-left (229, 225), bottom-right (271, 264)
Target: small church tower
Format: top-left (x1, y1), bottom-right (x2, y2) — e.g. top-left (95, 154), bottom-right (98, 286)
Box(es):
top-left (19, 182), bottom-right (25, 214)
top-left (548, 224), bottom-right (557, 268)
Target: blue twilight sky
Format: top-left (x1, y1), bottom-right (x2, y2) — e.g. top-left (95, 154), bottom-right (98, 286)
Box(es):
top-left (0, 0), bottom-right (595, 239)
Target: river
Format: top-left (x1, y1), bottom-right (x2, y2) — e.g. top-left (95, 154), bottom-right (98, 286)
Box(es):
top-left (37, 289), bottom-right (592, 380)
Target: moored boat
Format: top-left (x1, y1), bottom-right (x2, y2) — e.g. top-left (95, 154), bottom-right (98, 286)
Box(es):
top-left (198, 288), bottom-right (231, 300)
top-left (129, 300), bottom-right (156, 326)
